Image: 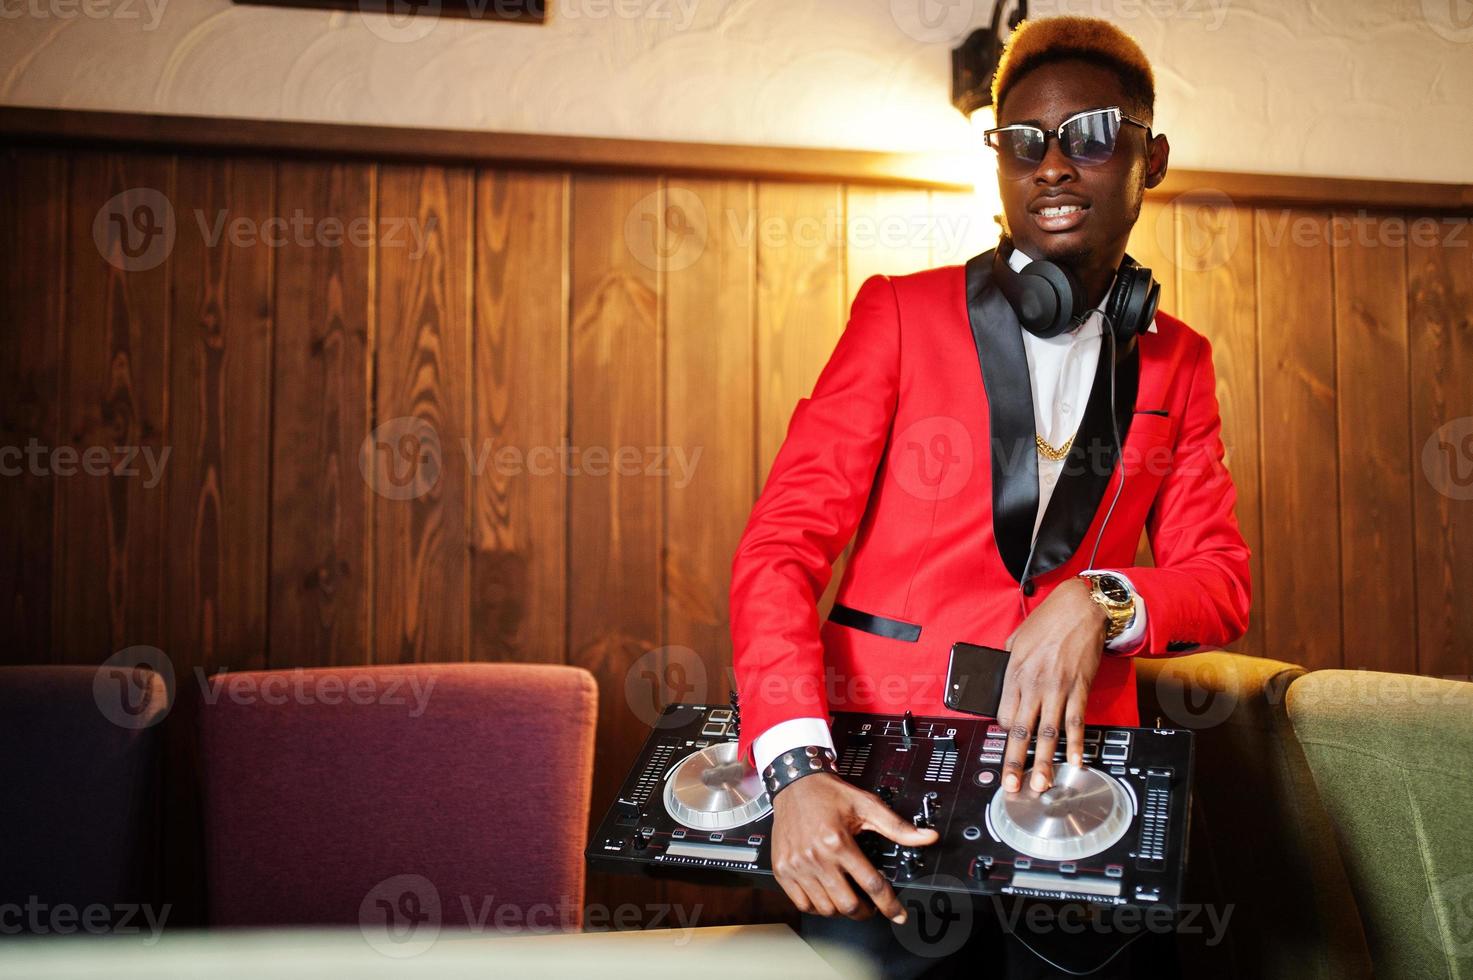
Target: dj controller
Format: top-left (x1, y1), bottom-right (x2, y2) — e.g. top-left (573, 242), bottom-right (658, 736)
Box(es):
top-left (588, 703), bottom-right (1194, 911)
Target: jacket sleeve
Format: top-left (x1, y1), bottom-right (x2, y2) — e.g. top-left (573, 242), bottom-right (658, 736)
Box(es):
top-left (1106, 334), bottom-right (1252, 656)
top-left (731, 274), bottom-right (901, 761)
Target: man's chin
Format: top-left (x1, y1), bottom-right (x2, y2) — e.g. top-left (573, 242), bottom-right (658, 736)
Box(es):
top-left (1018, 232), bottom-right (1094, 269)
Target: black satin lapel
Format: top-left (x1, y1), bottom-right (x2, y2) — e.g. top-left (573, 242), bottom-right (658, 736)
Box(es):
top-left (965, 249), bottom-right (1038, 583)
top-left (1028, 333), bottom-right (1141, 579)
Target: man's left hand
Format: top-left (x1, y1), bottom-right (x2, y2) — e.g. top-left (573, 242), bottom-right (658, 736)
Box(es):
top-left (997, 578), bottom-right (1108, 794)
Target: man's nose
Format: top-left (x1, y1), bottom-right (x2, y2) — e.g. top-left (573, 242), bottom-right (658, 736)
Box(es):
top-left (1033, 135), bottom-right (1080, 186)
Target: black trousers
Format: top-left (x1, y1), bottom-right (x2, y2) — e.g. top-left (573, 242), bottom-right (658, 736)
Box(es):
top-left (800, 894), bottom-right (1183, 980)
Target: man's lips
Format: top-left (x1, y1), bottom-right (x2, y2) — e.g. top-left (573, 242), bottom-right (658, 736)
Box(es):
top-left (1029, 199), bottom-right (1091, 233)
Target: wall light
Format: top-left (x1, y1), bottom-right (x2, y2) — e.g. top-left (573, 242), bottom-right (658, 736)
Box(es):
top-left (950, 0), bottom-right (1027, 119)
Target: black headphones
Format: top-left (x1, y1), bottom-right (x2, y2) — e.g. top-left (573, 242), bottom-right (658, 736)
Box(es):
top-left (992, 237), bottom-right (1160, 344)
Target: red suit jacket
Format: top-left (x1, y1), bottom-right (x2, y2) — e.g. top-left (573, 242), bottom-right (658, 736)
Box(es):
top-left (731, 249), bottom-right (1252, 762)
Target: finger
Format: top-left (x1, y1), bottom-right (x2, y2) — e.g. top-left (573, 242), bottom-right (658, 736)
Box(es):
top-left (1002, 697), bottom-right (1039, 793)
top-left (1065, 687), bottom-right (1089, 767)
top-left (1031, 694), bottom-right (1066, 792)
top-left (838, 843), bottom-right (906, 924)
top-left (858, 794), bottom-right (939, 848)
top-left (795, 871), bottom-right (837, 918)
top-left (774, 866), bottom-right (815, 916)
top-left (815, 866), bottom-right (870, 921)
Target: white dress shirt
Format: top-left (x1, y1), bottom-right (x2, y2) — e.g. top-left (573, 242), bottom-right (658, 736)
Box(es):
top-left (751, 248), bottom-right (1154, 774)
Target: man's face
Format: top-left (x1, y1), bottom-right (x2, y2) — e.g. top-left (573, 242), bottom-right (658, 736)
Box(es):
top-left (994, 58), bottom-right (1168, 268)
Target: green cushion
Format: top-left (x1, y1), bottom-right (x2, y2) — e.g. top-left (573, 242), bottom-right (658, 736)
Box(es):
top-left (1138, 653), bottom-right (1372, 980)
top-left (1287, 670), bottom-right (1473, 979)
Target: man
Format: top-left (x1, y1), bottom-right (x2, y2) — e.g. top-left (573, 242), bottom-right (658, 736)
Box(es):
top-left (728, 15), bottom-right (1250, 977)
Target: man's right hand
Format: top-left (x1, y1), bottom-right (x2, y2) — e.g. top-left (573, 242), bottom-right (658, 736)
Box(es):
top-left (770, 772), bottom-right (939, 923)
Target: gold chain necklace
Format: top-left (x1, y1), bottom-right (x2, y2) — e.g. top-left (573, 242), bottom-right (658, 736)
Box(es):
top-left (1035, 432), bottom-right (1075, 461)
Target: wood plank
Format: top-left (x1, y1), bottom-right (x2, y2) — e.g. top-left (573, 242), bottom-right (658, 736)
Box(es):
top-left (0, 148), bottom-right (66, 664)
top-left (373, 164), bottom-right (473, 663)
top-left (664, 178), bottom-right (754, 691)
top-left (1174, 200), bottom-right (1263, 657)
top-left (469, 169), bottom-right (569, 664)
top-left (268, 160), bottom-right (374, 667)
top-left (756, 182), bottom-right (846, 621)
top-left (1332, 210), bottom-right (1415, 673)
top-left (165, 156), bottom-right (274, 673)
top-left (1255, 208), bottom-right (1341, 670)
top-left (54, 151), bottom-right (172, 661)
top-left (1409, 219), bottom-right (1473, 681)
top-left (662, 178), bottom-right (761, 925)
top-left (844, 186), bottom-right (933, 302)
top-left (566, 173), bottom-right (665, 921)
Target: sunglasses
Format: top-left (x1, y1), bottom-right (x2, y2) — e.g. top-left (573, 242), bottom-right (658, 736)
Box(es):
top-left (983, 106), bottom-right (1152, 180)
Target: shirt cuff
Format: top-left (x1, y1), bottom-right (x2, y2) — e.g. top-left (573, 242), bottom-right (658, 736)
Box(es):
top-left (752, 717), bottom-right (835, 776)
top-left (1083, 568), bottom-right (1147, 652)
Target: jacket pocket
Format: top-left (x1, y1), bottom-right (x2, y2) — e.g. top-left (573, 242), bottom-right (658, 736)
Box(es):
top-left (828, 603), bottom-right (922, 642)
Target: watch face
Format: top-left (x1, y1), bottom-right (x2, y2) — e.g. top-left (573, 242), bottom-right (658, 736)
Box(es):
top-left (1098, 575), bottom-right (1131, 604)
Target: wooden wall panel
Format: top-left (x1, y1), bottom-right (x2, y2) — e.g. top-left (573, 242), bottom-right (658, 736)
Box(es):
top-left (1256, 209), bottom-right (1342, 670)
top-left (53, 152), bottom-right (173, 661)
top-left (7, 135), bottom-right (1473, 928)
top-left (470, 170), bottom-right (570, 665)
top-left (166, 157), bottom-right (274, 673)
top-left (1409, 226), bottom-right (1473, 681)
top-left (844, 187), bottom-right (932, 303)
top-left (566, 174), bottom-right (664, 918)
top-left (662, 178), bottom-right (760, 925)
top-left (1333, 212), bottom-right (1415, 672)
top-left (372, 165), bottom-right (473, 664)
top-left (0, 149), bottom-right (66, 664)
top-left (268, 160), bottom-right (374, 667)
top-left (663, 178), bottom-right (754, 690)
top-left (1174, 201), bottom-right (1263, 657)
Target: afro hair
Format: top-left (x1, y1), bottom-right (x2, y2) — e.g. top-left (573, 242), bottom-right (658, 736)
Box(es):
top-left (991, 16), bottom-right (1155, 119)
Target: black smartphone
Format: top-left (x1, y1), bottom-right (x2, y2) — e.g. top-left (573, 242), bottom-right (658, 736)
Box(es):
top-left (944, 641), bottom-right (1011, 717)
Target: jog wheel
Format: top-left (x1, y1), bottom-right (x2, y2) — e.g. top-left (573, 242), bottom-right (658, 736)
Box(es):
top-left (662, 741), bottom-right (773, 831)
top-left (988, 763), bottom-right (1133, 860)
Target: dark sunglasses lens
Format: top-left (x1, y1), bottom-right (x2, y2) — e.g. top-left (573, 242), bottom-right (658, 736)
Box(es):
top-left (991, 129), bottom-right (1045, 178)
top-left (1061, 111), bottom-right (1121, 165)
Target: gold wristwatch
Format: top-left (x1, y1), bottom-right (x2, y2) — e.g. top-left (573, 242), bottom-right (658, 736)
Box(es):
top-left (1082, 572), bottom-right (1136, 643)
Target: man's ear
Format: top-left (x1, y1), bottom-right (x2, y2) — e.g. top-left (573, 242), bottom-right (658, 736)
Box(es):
top-left (1144, 133), bottom-right (1170, 190)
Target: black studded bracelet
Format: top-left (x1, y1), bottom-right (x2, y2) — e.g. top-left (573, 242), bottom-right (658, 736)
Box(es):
top-left (762, 745), bottom-right (838, 797)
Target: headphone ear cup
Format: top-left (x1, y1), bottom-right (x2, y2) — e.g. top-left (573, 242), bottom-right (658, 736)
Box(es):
top-left (1109, 266), bottom-right (1160, 343)
top-left (1021, 261), bottom-right (1083, 338)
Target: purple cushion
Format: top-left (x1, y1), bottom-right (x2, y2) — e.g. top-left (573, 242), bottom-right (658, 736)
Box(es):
top-left (199, 663), bottom-right (597, 929)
